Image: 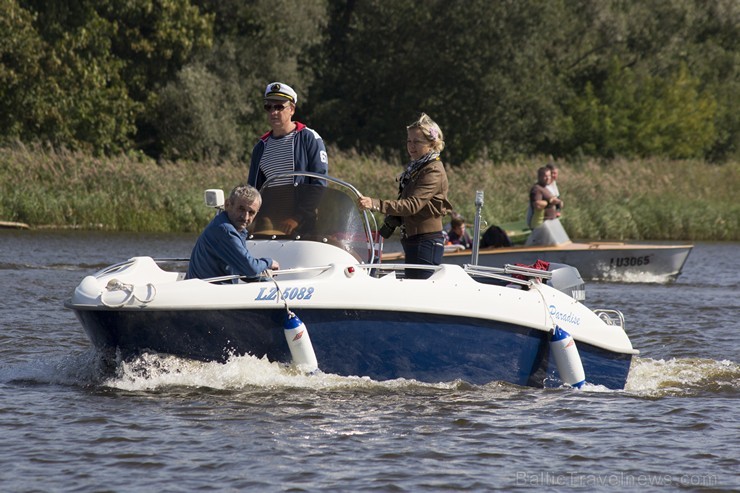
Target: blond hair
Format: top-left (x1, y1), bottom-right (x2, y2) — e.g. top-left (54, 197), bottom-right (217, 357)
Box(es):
top-left (407, 113), bottom-right (445, 153)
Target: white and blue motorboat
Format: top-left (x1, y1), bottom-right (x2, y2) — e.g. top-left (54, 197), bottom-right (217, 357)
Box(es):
top-left (65, 173), bottom-right (638, 389)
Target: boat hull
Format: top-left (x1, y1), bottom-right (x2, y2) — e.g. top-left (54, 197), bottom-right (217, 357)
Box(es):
top-left (63, 177), bottom-right (638, 391)
top-left (437, 243), bottom-right (692, 282)
top-left (72, 306), bottom-right (632, 389)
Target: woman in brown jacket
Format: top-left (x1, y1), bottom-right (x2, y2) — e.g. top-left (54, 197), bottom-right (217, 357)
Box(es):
top-left (358, 113), bottom-right (453, 279)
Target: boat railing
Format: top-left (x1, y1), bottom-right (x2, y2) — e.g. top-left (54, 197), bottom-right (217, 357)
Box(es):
top-left (357, 263), bottom-right (444, 279)
top-left (593, 309), bottom-right (626, 331)
top-left (463, 263), bottom-right (552, 286)
top-left (96, 258), bottom-right (138, 276)
top-left (201, 265), bottom-right (335, 284)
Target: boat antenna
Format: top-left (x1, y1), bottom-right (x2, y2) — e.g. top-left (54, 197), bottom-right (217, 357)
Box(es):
top-left (471, 190), bottom-right (484, 265)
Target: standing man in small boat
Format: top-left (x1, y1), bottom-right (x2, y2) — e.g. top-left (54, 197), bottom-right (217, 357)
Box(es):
top-left (248, 82), bottom-right (328, 235)
top-left (186, 185), bottom-right (279, 281)
top-left (357, 113), bottom-right (452, 279)
top-left (528, 166), bottom-right (562, 229)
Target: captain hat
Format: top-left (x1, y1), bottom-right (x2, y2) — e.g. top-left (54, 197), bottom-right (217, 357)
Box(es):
top-left (264, 82), bottom-right (297, 104)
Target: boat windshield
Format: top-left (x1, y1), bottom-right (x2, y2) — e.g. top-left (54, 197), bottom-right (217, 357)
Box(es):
top-left (250, 179), bottom-right (378, 263)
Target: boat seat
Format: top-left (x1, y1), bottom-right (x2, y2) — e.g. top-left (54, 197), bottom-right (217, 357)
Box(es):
top-left (524, 219), bottom-right (571, 247)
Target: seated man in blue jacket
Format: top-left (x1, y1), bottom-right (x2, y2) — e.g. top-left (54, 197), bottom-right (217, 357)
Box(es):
top-left (186, 184), bottom-right (279, 281)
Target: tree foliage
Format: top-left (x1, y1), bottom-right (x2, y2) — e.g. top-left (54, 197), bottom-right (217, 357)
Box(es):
top-left (561, 60), bottom-right (717, 158)
top-left (1, 0), bottom-right (212, 153)
top-left (0, 0), bottom-right (738, 162)
top-left (306, 0), bottom-right (570, 163)
top-left (149, 0), bottom-right (327, 160)
top-left (0, 1), bottom-right (45, 140)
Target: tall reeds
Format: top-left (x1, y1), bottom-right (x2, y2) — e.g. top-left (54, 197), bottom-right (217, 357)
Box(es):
top-left (1, 143), bottom-right (737, 240)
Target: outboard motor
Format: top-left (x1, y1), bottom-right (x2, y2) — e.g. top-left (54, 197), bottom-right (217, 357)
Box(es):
top-left (547, 263), bottom-right (586, 301)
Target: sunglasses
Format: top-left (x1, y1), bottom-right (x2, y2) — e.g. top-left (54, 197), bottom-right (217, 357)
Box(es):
top-left (264, 102), bottom-right (290, 112)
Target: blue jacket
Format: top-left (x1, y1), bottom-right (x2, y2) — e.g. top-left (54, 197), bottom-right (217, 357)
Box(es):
top-left (186, 211), bottom-right (273, 281)
top-left (248, 122), bottom-right (328, 189)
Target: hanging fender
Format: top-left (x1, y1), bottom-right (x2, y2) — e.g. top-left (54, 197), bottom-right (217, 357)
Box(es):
top-left (549, 326), bottom-right (586, 388)
top-left (283, 313), bottom-right (319, 374)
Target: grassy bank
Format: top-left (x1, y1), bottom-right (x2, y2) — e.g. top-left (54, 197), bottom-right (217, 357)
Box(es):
top-left (1, 143), bottom-right (737, 240)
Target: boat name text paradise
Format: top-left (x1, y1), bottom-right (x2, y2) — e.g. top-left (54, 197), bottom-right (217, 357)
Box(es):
top-left (549, 305), bottom-right (581, 326)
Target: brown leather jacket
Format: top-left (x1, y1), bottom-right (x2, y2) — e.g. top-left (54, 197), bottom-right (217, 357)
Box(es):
top-left (372, 159), bottom-right (453, 237)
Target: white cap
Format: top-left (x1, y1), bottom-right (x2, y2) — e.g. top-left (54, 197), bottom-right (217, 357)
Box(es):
top-left (264, 82), bottom-right (297, 104)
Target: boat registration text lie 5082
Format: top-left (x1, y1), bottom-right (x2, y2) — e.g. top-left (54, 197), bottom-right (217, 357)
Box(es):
top-left (254, 286), bottom-right (316, 301)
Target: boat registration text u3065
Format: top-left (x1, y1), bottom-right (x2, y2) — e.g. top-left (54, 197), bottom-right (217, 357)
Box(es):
top-left (609, 255), bottom-right (651, 268)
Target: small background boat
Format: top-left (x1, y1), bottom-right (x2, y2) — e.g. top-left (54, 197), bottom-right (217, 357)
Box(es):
top-left (384, 213), bottom-right (692, 283)
top-left (0, 220), bottom-right (30, 229)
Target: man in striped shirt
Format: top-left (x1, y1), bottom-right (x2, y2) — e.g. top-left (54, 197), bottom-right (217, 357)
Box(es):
top-left (248, 82), bottom-right (328, 234)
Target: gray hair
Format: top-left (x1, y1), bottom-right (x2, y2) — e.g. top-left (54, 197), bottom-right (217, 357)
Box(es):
top-left (228, 184), bottom-right (261, 204)
top-left (407, 113), bottom-right (445, 153)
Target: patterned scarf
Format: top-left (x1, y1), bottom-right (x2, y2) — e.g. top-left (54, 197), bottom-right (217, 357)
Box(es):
top-left (397, 151), bottom-right (440, 198)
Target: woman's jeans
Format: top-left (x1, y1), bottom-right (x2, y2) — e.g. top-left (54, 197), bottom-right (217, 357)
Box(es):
top-left (401, 231), bottom-right (445, 279)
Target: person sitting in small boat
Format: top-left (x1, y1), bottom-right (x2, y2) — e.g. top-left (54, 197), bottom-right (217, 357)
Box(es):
top-left (441, 211), bottom-right (461, 245)
top-left (447, 216), bottom-right (473, 249)
top-left (186, 184), bottom-right (280, 282)
top-left (480, 224), bottom-right (512, 248)
top-left (527, 166), bottom-right (562, 229)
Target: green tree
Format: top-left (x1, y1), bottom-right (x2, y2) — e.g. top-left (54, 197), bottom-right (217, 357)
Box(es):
top-left (150, 0), bottom-right (327, 160)
top-left (683, 0), bottom-right (740, 161)
top-left (2, 1), bottom-right (138, 152)
top-left (554, 0), bottom-right (733, 160)
top-left (0, 0), bottom-right (45, 141)
top-left (2, 0), bottom-right (738, 162)
top-left (562, 59), bottom-right (717, 159)
top-left (2, 0), bottom-right (213, 154)
top-left (308, 0), bottom-right (576, 164)
top-left (153, 62), bottom-right (244, 160)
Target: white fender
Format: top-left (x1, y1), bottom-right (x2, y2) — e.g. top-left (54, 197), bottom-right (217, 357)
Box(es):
top-left (283, 313), bottom-right (319, 374)
top-left (550, 326), bottom-right (586, 388)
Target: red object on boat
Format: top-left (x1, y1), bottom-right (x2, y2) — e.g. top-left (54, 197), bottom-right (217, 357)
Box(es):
top-left (513, 259), bottom-right (551, 280)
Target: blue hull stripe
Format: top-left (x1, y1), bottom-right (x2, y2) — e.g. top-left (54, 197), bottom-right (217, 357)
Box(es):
top-left (73, 308), bottom-right (632, 389)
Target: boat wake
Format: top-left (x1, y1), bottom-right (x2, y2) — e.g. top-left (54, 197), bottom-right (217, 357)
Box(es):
top-left (103, 352), bottom-right (393, 391)
top-left (624, 356), bottom-right (739, 396)
top-left (595, 270), bottom-right (674, 284)
top-left (3, 350), bottom-right (737, 397)
top-left (0, 349), bottom-right (459, 392)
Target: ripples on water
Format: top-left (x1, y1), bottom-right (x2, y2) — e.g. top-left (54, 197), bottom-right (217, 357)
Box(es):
top-left (0, 233), bottom-right (738, 491)
top-left (1, 349), bottom-right (737, 491)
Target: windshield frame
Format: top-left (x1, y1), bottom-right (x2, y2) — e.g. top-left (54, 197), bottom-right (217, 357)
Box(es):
top-left (255, 172), bottom-right (380, 263)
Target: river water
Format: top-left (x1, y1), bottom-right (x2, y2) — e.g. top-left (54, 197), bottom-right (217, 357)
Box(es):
top-left (0, 230), bottom-right (737, 492)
